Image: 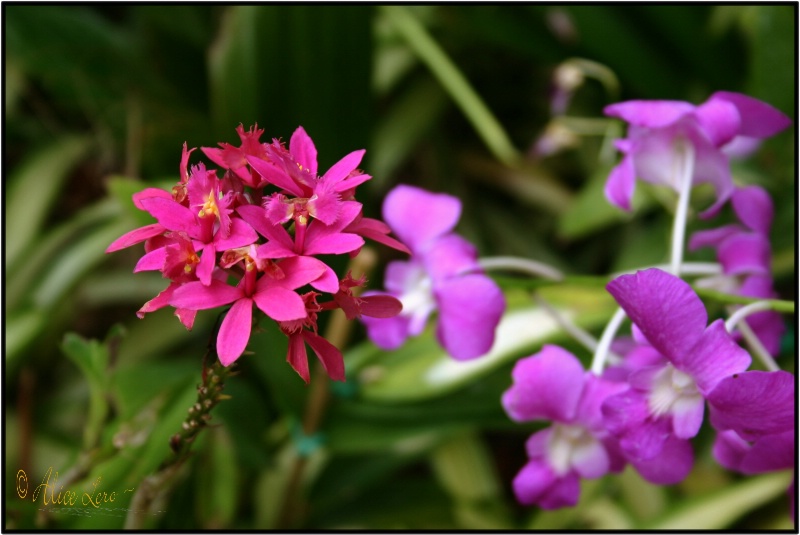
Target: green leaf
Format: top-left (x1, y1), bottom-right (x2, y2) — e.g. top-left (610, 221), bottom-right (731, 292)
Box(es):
top-left (6, 135), bottom-right (92, 270)
top-left (646, 470), bottom-right (793, 529)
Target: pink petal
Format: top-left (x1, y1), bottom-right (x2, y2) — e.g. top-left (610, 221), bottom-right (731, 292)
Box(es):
top-left (215, 217), bottom-right (258, 250)
top-left (196, 243), bottom-right (216, 285)
top-left (358, 295), bottom-right (403, 318)
top-left (303, 330), bottom-right (345, 381)
top-left (106, 223), bottom-right (165, 253)
top-left (246, 155), bottom-right (304, 197)
top-left (286, 333), bottom-right (310, 383)
top-left (304, 231), bottom-right (364, 256)
top-left (320, 149), bottom-right (365, 185)
top-left (264, 256), bottom-right (328, 290)
top-left (688, 224), bottom-right (742, 251)
top-left (134, 246), bottom-right (167, 272)
top-left (216, 298), bottom-right (252, 366)
top-left (309, 265), bottom-right (340, 294)
top-left (289, 126), bottom-right (318, 177)
top-left (132, 187), bottom-right (172, 210)
top-left (383, 185), bottom-right (461, 253)
top-left (170, 280), bottom-right (242, 310)
top-left (139, 197), bottom-right (199, 236)
top-left (252, 286), bottom-right (307, 321)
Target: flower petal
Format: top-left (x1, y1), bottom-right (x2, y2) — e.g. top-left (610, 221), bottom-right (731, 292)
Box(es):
top-left (106, 223), bottom-right (165, 253)
top-left (303, 330), bottom-right (345, 382)
top-left (502, 345), bottom-right (585, 423)
top-left (710, 91), bottom-right (791, 139)
top-left (606, 269), bottom-right (707, 362)
top-left (695, 97), bottom-right (741, 147)
top-left (263, 256), bottom-right (327, 290)
top-left (732, 185), bottom-right (773, 233)
top-left (512, 459), bottom-right (560, 507)
top-left (361, 309), bottom-right (412, 350)
top-left (252, 286), bottom-right (307, 321)
top-left (320, 149), bottom-right (365, 185)
top-left (289, 126), bottom-right (318, 177)
top-left (421, 234), bottom-right (480, 281)
top-left (681, 320), bottom-right (751, 394)
top-left (383, 185), bottom-right (461, 253)
top-left (170, 280), bottom-right (242, 310)
top-left (707, 370), bottom-right (794, 439)
top-left (286, 333), bottom-right (310, 383)
top-left (717, 232), bottom-right (771, 275)
top-left (605, 153), bottom-right (636, 211)
top-left (139, 197), bottom-right (199, 236)
top-left (217, 298), bottom-right (252, 366)
top-left (604, 100), bottom-right (695, 128)
top-left (246, 155), bottom-right (305, 197)
top-left (435, 274), bottom-right (505, 360)
top-left (631, 435), bottom-right (693, 485)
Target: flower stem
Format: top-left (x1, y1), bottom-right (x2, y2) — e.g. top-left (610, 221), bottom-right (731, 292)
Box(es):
top-left (670, 140), bottom-right (695, 276)
top-left (590, 307), bottom-right (627, 376)
top-left (532, 292), bottom-right (599, 353)
top-left (275, 248), bottom-right (379, 529)
top-left (724, 301), bottom-right (781, 372)
top-left (478, 256), bottom-right (564, 281)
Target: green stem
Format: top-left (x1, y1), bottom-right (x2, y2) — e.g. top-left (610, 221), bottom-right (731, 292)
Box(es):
top-left (382, 5), bottom-right (521, 167)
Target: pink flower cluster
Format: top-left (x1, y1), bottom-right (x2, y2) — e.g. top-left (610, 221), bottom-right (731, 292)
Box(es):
top-left (107, 125), bottom-right (408, 382)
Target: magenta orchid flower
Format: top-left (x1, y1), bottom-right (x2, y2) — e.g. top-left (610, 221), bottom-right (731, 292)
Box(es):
top-left (361, 185), bottom-right (505, 360)
top-left (605, 91), bottom-right (790, 216)
top-left (502, 346), bottom-right (627, 509)
top-left (690, 185), bottom-right (785, 355)
top-left (107, 125), bottom-right (404, 381)
top-left (170, 255), bottom-right (329, 366)
top-left (601, 268), bottom-right (752, 484)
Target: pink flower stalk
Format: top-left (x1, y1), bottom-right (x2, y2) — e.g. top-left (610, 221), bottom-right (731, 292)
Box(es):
top-left (604, 91), bottom-right (790, 217)
top-left (106, 125), bottom-right (405, 381)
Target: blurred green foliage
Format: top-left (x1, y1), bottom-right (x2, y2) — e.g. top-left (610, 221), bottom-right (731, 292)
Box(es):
top-left (4, 5), bottom-right (795, 530)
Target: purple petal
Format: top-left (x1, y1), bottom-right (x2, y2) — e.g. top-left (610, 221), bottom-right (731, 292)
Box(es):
top-left (717, 232), bottom-right (771, 275)
top-left (421, 234), bottom-right (480, 282)
top-left (170, 280), bottom-right (242, 310)
top-left (604, 100), bottom-right (695, 128)
top-left (512, 459), bottom-right (560, 507)
top-left (681, 320), bottom-right (751, 394)
top-left (732, 185), bottom-right (774, 233)
top-left (502, 345), bottom-right (586, 423)
top-left (383, 185), bottom-right (461, 253)
top-left (695, 97), bottom-right (741, 147)
top-left (671, 395), bottom-right (705, 439)
top-left (688, 224), bottom-right (742, 251)
top-left (538, 472), bottom-right (581, 510)
top-left (573, 375), bottom-right (629, 431)
top-left (712, 429), bottom-right (749, 472)
top-left (740, 431), bottom-right (794, 473)
top-left (435, 274), bottom-right (505, 360)
top-left (606, 269), bottom-right (707, 362)
top-left (707, 370), bottom-right (794, 439)
top-left (631, 435), bottom-right (694, 485)
top-left (361, 309), bottom-right (412, 350)
top-left (216, 298), bottom-right (252, 366)
top-left (289, 126), bottom-right (318, 176)
top-left (687, 134), bottom-right (734, 219)
top-left (571, 437), bottom-right (611, 479)
top-left (605, 153), bottom-right (636, 211)
top-left (710, 91), bottom-right (791, 139)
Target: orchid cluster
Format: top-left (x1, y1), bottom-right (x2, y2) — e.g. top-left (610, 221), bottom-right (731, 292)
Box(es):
top-left (498, 91), bottom-right (794, 511)
top-left (107, 125), bottom-right (409, 382)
